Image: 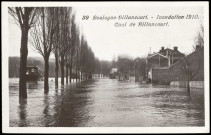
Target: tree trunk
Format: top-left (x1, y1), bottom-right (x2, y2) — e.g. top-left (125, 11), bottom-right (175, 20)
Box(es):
top-left (60, 55), bottom-right (64, 85)
top-left (76, 50), bottom-right (79, 82)
top-left (69, 58), bottom-right (72, 83)
top-left (78, 70), bottom-right (80, 81)
top-left (76, 66), bottom-right (78, 82)
top-left (81, 70), bottom-right (83, 80)
top-left (66, 63), bottom-right (68, 84)
top-left (187, 74), bottom-right (190, 93)
top-left (77, 69), bottom-right (79, 81)
top-left (69, 66), bottom-right (72, 83)
top-left (19, 28), bottom-right (29, 99)
top-left (81, 71), bottom-right (83, 80)
top-left (76, 70), bottom-right (78, 82)
top-left (44, 57), bottom-right (49, 93)
top-left (55, 50), bottom-right (59, 88)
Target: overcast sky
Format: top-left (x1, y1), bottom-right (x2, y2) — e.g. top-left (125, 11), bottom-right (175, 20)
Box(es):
top-left (8, 6), bottom-right (203, 61)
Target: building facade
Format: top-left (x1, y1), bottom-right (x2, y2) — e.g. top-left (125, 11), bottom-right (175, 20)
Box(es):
top-left (151, 46), bottom-right (204, 84)
top-left (146, 46), bottom-right (185, 82)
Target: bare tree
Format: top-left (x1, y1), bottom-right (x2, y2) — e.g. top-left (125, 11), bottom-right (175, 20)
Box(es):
top-left (182, 56), bottom-right (202, 93)
top-left (52, 8), bottom-right (60, 88)
top-left (79, 35), bottom-right (96, 80)
top-left (65, 27), bottom-right (72, 84)
top-left (68, 13), bottom-right (78, 83)
top-left (57, 7), bottom-right (72, 86)
top-left (9, 7), bottom-right (37, 98)
top-left (29, 7), bottom-right (57, 93)
top-left (193, 24), bottom-right (204, 50)
top-left (74, 26), bottom-right (81, 82)
top-left (117, 55), bottom-right (134, 80)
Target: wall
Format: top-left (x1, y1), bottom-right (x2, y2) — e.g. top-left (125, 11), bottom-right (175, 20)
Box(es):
top-left (170, 81), bottom-right (204, 88)
top-left (129, 76), bottom-right (144, 82)
top-left (152, 47), bottom-right (204, 83)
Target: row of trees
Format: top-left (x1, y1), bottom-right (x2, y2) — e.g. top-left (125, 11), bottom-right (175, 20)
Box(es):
top-left (114, 55), bottom-right (147, 80)
top-left (94, 59), bottom-right (112, 75)
top-left (9, 7), bottom-right (107, 99)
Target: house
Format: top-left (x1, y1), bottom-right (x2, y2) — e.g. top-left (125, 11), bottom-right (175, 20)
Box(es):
top-left (150, 46), bottom-right (204, 87)
top-left (146, 46), bottom-right (185, 82)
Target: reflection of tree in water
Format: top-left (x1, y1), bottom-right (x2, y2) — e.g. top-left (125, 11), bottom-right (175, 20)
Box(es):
top-left (184, 90), bottom-right (204, 126)
top-left (52, 84), bottom-right (91, 127)
top-left (18, 99), bottom-right (28, 126)
top-left (43, 94), bottom-right (50, 127)
top-left (27, 81), bottom-right (38, 90)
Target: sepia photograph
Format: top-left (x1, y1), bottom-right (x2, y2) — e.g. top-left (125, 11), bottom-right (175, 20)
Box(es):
top-left (2, 1), bottom-right (210, 133)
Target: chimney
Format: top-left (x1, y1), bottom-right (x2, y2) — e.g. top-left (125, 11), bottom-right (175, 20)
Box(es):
top-left (174, 46), bottom-right (178, 51)
top-left (161, 47), bottom-right (164, 51)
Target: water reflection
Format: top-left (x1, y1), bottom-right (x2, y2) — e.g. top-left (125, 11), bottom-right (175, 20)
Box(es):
top-left (51, 84), bottom-right (91, 127)
top-left (27, 81), bottom-right (38, 89)
top-left (18, 99), bottom-right (28, 127)
top-left (43, 94), bottom-right (50, 126)
top-left (9, 78), bottom-right (204, 127)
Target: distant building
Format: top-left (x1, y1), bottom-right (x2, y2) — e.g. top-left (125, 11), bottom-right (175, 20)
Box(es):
top-left (110, 68), bottom-right (118, 74)
top-left (109, 68), bottom-right (118, 79)
top-left (146, 46), bottom-right (185, 81)
top-left (26, 66), bottom-right (40, 81)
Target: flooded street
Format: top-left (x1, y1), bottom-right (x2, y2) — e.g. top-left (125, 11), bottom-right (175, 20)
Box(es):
top-left (9, 78), bottom-right (204, 127)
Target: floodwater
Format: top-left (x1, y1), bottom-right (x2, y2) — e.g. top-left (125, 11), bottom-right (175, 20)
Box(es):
top-left (9, 78), bottom-right (204, 127)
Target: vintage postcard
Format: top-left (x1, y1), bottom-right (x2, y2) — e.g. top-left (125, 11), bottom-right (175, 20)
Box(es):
top-left (2, 1), bottom-right (210, 133)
